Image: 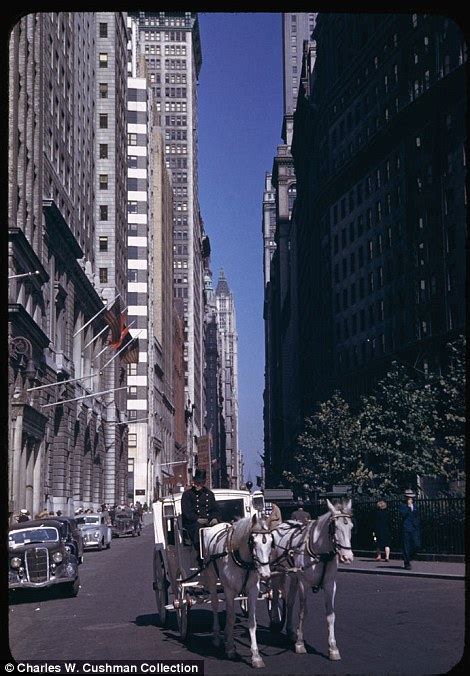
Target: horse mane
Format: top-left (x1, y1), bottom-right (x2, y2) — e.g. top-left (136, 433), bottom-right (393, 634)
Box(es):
top-left (230, 516), bottom-right (253, 551)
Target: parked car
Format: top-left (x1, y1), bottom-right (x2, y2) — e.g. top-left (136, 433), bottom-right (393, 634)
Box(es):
top-left (51, 516), bottom-right (84, 564)
top-left (8, 519), bottom-right (80, 597)
top-left (76, 512), bottom-right (112, 550)
top-left (112, 507), bottom-right (140, 538)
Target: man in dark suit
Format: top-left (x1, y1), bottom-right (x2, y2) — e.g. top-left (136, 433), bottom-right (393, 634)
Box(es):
top-left (398, 489), bottom-right (421, 569)
top-left (181, 469), bottom-right (219, 561)
top-left (290, 500), bottom-right (311, 525)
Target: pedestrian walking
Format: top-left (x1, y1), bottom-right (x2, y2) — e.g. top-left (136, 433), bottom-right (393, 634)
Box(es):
top-left (373, 499), bottom-right (391, 561)
top-left (398, 489), bottom-right (421, 569)
top-left (290, 500), bottom-right (310, 525)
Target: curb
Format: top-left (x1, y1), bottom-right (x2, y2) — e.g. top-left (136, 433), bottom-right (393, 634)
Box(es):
top-left (338, 566), bottom-right (465, 580)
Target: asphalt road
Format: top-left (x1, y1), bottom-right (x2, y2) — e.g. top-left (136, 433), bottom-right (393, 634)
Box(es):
top-left (7, 520), bottom-right (465, 674)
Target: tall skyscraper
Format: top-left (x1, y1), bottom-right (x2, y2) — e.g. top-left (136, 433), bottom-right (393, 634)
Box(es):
top-left (129, 12), bottom-right (206, 477)
top-left (263, 13), bottom-right (316, 486)
top-left (282, 12), bottom-right (316, 116)
top-left (215, 270), bottom-right (240, 488)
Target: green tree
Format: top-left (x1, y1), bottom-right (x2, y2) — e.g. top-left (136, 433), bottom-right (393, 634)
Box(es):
top-left (431, 335), bottom-right (466, 485)
top-left (284, 392), bottom-right (373, 496)
top-left (359, 362), bottom-right (439, 495)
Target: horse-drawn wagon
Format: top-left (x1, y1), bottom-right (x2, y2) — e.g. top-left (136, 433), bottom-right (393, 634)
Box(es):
top-left (152, 488), bottom-right (279, 665)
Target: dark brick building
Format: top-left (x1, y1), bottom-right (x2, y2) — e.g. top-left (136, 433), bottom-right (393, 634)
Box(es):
top-left (266, 13), bottom-right (467, 485)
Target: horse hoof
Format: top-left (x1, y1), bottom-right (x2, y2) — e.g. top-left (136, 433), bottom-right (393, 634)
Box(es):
top-left (329, 649), bottom-right (341, 661)
top-left (252, 658), bottom-right (265, 668)
top-left (226, 650), bottom-right (237, 661)
top-left (295, 642), bottom-right (307, 654)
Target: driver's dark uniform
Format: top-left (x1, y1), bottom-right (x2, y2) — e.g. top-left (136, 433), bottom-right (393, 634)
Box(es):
top-left (181, 485), bottom-right (219, 552)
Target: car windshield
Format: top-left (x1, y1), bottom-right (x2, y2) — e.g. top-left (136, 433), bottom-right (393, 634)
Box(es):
top-left (77, 516), bottom-right (99, 525)
top-left (9, 527), bottom-right (59, 547)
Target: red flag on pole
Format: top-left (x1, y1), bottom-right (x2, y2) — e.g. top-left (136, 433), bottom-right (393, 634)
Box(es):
top-left (103, 301), bottom-right (123, 346)
top-left (120, 337), bottom-right (140, 364)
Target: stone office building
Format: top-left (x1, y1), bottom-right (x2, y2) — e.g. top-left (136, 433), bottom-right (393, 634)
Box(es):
top-left (8, 12), bottom-right (129, 518)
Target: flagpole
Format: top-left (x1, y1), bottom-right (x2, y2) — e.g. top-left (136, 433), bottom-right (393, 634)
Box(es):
top-left (83, 324), bottom-right (108, 350)
top-left (92, 319), bottom-right (137, 363)
top-left (115, 417), bottom-right (149, 425)
top-left (27, 371), bottom-right (99, 392)
top-left (73, 292), bottom-right (121, 337)
top-left (40, 386), bottom-right (128, 409)
top-left (101, 330), bottom-right (142, 371)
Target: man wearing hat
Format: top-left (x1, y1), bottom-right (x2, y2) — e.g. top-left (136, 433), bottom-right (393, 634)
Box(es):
top-left (17, 509), bottom-right (30, 523)
top-left (398, 489), bottom-right (421, 569)
top-left (181, 468), bottom-right (219, 561)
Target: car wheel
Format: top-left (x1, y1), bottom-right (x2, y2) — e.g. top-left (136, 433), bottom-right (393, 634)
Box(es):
top-left (106, 540), bottom-right (111, 549)
top-left (79, 554), bottom-right (84, 565)
top-left (65, 577), bottom-right (80, 598)
top-left (97, 539), bottom-right (103, 551)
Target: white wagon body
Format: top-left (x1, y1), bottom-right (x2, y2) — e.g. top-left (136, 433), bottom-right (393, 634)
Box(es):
top-left (152, 488), bottom-right (266, 639)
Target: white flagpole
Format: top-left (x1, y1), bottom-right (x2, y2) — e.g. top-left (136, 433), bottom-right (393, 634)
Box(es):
top-left (115, 417), bottom-right (149, 425)
top-left (27, 372), bottom-right (99, 392)
top-left (40, 385), bottom-right (128, 409)
top-left (92, 319), bottom-right (137, 363)
top-left (83, 324), bottom-right (108, 350)
top-left (101, 330), bottom-right (142, 371)
top-left (73, 292), bottom-right (121, 337)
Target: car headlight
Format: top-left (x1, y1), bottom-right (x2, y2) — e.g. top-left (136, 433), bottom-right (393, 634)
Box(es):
top-left (94, 531), bottom-right (100, 538)
top-left (10, 557), bottom-right (21, 569)
top-left (53, 552), bottom-right (63, 564)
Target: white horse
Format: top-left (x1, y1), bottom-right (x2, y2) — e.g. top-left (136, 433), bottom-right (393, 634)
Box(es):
top-left (269, 497), bottom-right (354, 659)
top-left (200, 514), bottom-right (272, 668)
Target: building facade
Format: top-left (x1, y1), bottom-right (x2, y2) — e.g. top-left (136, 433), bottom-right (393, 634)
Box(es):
top-left (129, 12), bottom-right (206, 478)
top-left (215, 270), bottom-right (240, 489)
top-left (293, 13), bottom-right (467, 409)
top-left (8, 12), bottom-right (129, 518)
top-left (263, 13), bottom-right (316, 486)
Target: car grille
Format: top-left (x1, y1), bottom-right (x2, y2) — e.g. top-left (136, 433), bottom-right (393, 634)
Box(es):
top-left (25, 548), bottom-right (49, 583)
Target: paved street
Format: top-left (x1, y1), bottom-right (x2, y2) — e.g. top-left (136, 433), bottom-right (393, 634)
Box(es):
top-left (8, 520), bottom-right (464, 674)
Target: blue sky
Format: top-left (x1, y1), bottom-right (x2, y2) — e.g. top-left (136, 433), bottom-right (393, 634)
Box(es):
top-left (198, 12), bottom-right (283, 483)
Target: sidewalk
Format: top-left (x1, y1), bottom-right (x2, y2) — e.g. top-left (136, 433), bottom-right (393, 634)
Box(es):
top-left (338, 556), bottom-right (465, 580)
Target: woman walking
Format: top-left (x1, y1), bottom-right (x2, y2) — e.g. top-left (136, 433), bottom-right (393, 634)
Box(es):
top-left (374, 499), bottom-right (391, 561)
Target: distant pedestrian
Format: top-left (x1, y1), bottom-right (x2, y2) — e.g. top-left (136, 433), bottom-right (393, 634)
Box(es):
top-left (398, 489), bottom-right (421, 570)
top-left (143, 502), bottom-right (148, 513)
top-left (290, 501), bottom-right (310, 525)
top-left (373, 499), bottom-right (391, 561)
top-left (264, 500), bottom-right (282, 529)
top-left (18, 509), bottom-right (30, 523)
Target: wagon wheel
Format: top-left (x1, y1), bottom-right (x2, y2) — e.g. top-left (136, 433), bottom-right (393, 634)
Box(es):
top-left (175, 574), bottom-right (191, 643)
top-left (154, 552), bottom-right (169, 627)
top-left (239, 598), bottom-right (249, 617)
top-left (267, 594), bottom-right (286, 632)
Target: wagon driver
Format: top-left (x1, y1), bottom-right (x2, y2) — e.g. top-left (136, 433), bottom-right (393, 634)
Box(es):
top-left (181, 468), bottom-right (219, 560)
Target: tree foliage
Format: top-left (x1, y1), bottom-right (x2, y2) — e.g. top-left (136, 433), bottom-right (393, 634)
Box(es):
top-left (284, 335), bottom-right (465, 498)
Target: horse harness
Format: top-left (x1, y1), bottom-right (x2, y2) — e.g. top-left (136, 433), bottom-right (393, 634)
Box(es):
top-left (271, 512), bottom-right (353, 593)
top-left (183, 523), bottom-right (272, 597)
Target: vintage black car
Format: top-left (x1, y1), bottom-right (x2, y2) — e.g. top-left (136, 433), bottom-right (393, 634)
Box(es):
top-left (8, 519), bottom-right (80, 597)
top-left (52, 516), bottom-right (85, 564)
top-left (111, 507), bottom-right (141, 538)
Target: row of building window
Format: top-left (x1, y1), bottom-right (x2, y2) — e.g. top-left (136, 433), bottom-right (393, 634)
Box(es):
top-left (143, 29), bottom-right (186, 41)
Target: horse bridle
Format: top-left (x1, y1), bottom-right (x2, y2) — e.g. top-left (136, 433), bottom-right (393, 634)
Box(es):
top-left (328, 512), bottom-right (354, 555)
top-left (249, 527), bottom-right (274, 568)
